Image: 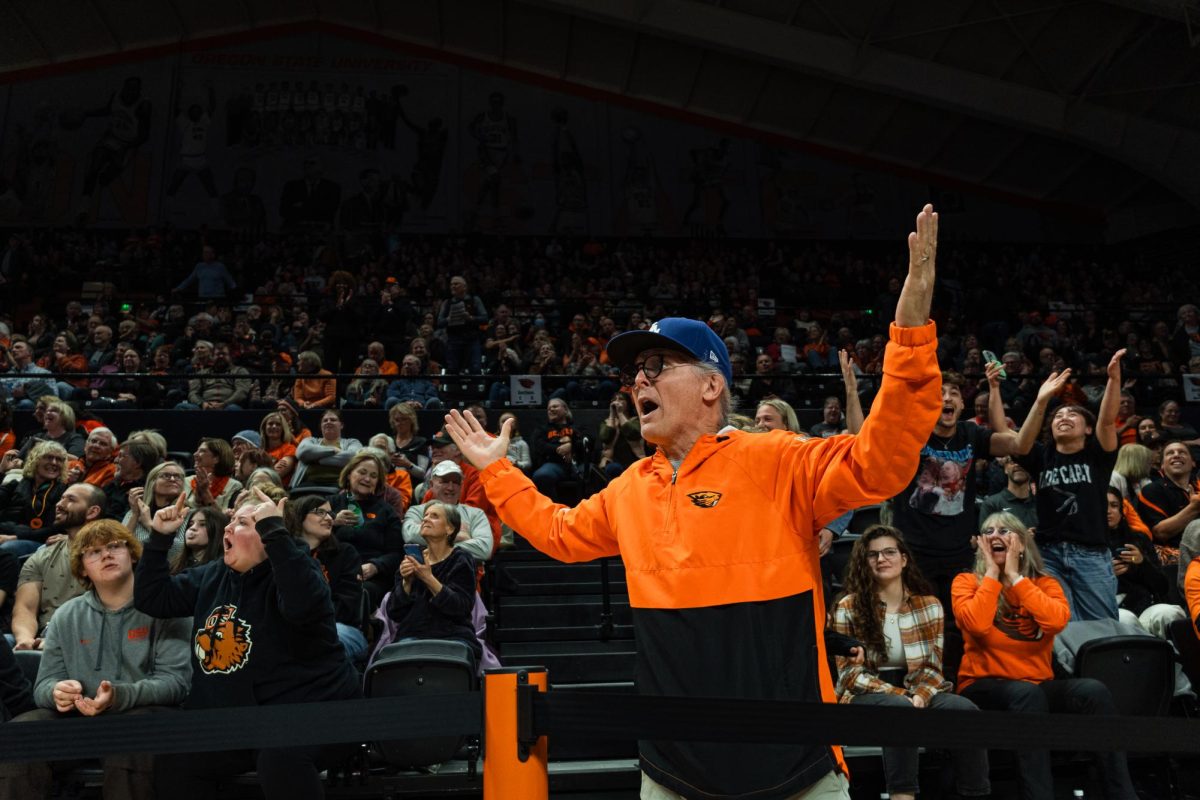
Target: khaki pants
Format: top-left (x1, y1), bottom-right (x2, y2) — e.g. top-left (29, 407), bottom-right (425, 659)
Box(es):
top-left (640, 768), bottom-right (850, 800)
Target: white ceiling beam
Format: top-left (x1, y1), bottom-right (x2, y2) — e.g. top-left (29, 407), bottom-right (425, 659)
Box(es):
top-left (517, 0), bottom-right (1200, 208)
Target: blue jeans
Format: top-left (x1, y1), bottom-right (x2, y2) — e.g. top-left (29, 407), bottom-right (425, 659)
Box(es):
top-left (1038, 540), bottom-right (1118, 621)
top-left (336, 622), bottom-right (369, 665)
top-left (532, 462), bottom-right (570, 499)
top-left (0, 539), bottom-right (41, 557)
top-left (174, 402), bottom-right (242, 410)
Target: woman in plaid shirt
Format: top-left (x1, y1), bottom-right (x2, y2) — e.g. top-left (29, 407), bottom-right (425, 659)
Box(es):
top-left (832, 525), bottom-right (990, 800)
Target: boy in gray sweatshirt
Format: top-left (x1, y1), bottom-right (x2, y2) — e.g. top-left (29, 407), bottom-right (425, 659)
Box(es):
top-left (0, 519), bottom-right (190, 800)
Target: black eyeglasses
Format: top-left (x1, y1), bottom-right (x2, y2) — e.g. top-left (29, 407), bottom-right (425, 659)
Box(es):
top-left (866, 547), bottom-right (900, 562)
top-left (619, 354), bottom-right (691, 386)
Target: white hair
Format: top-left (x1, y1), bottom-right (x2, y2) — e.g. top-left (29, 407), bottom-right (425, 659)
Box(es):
top-left (692, 361), bottom-right (733, 423)
top-left (88, 427), bottom-right (118, 448)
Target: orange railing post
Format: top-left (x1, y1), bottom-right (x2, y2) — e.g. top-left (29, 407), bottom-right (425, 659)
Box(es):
top-left (483, 667), bottom-right (548, 800)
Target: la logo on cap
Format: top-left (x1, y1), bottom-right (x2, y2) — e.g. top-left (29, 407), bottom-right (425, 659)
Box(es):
top-left (650, 322), bottom-right (661, 333)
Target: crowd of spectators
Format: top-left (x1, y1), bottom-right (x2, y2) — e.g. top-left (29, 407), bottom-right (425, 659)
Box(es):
top-left (0, 230), bottom-right (1196, 418)
top-left (0, 226), bottom-right (1197, 796)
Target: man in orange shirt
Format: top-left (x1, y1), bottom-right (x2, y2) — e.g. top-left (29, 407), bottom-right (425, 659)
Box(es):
top-left (365, 341), bottom-right (399, 375)
top-left (65, 428), bottom-right (118, 488)
top-left (446, 205), bottom-right (943, 800)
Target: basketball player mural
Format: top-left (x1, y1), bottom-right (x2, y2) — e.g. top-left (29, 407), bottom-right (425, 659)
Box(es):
top-left (550, 107), bottom-right (588, 234)
top-left (167, 85), bottom-right (218, 199)
top-left (70, 76), bottom-right (153, 221)
top-left (466, 91), bottom-right (528, 229)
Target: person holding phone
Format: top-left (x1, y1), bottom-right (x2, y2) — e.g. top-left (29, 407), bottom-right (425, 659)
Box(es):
top-left (1104, 487), bottom-right (1184, 636)
top-left (386, 501), bottom-right (480, 665)
top-left (831, 525), bottom-right (989, 800)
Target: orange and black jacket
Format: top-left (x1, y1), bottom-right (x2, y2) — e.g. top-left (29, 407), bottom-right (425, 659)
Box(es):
top-left (478, 322), bottom-right (941, 800)
top-left (1187, 558), bottom-right (1200, 638)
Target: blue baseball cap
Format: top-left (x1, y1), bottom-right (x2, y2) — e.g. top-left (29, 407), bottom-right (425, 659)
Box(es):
top-left (606, 318), bottom-right (732, 386)
top-left (231, 430), bottom-right (261, 449)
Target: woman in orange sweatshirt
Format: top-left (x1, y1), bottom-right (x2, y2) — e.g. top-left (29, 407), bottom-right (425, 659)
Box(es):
top-left (952, 512), bottom-right (1136, 800)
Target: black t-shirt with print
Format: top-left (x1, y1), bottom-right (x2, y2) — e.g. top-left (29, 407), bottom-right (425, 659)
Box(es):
top-left (891, 421), bottom-right (994, 571)
top-left (1016, 438), bottom-right (1117, 548)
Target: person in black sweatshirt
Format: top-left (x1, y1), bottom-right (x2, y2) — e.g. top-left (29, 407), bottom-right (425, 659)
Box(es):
top-left (385, 500), bottom-right (480, 666)
top-left (134, 489), bottom-right (361, 799)
top-left (0, 636), bottom-right (33, 722)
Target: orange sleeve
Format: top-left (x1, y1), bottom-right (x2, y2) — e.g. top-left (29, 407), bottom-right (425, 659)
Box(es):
top-left (85, 462), bottom-right (117, 488)
top-left (1186, 559), bottom-right (1200, 637)
top-left (952, 573), bottom-right (1001, 636)
top-left (807, 321), bottom-right (942, 528)
top-left (315, 372), bottom-right (337, 408)
top-left (1008, 575), bottom-right (1071, 636)
top-left (0, 431), bottom-right (13, 458)
top-left (1123, 497), bottom-right (1152, 539)
top-left (479, 457), bottom-right (620, 563)
top-left (387, 468), bottom-right (413, 509)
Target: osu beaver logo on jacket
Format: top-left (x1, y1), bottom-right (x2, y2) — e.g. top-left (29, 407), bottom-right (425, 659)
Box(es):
top-left (687, 491), bottom-right (722, 508)
top-left (195, 604), bottom-right (252, 674)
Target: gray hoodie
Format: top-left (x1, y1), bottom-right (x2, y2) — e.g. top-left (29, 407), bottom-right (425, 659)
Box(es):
top-left (34, 591), bottom-right (191, 713)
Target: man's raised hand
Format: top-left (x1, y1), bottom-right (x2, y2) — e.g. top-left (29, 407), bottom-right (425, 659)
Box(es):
top-left (444, 409), bottom-right (511, 471)
top-left (896, 204), bottom-right (938, 328)
top-left (150, 494), bottom-right (188, 536)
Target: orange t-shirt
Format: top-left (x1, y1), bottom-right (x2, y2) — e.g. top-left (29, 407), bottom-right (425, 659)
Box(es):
top-left (266, 442), bottom-right (298, 486)
top-left (385, 467), bottom-right (413, 509)
top-left (69, 459), bottom-right (117, 488)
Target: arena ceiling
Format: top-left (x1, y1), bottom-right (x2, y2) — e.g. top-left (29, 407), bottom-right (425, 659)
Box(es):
top-left (0, 0), bottom-right (1197, 240)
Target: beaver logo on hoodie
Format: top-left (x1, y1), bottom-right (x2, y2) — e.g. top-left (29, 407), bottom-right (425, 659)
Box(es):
top-left (195, 604), bottom-right (252, 674)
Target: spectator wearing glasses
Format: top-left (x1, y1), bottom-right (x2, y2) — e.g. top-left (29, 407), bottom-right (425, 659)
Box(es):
top-left (0, 519), bottom-right (190, 799)
top-left (124, 462), bottom-right (188, 560)
top-left (832, 526), bottom-right (989, 800)
top-left (0, 442), bottom-right (69, 556)
top-left (954, 513), bottom-right (1136, 800)
top-left (285, 495), bottom-right (366, 664)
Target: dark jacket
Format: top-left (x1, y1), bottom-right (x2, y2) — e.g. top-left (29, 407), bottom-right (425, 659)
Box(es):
top-left (329, 492), bottom-right (403, 577)
top-left (105, 476), bottom-right (142, 523)
top-left (134, 517), bottom-right (361, 709)
top-left (0, 478), bottom-right (66, 542)
top-left (312, 539), bottom-right (364, 628)
top-left (532, 421), bottom-right (586, 469)
top-left (1106, 521), bottom-right (1168, 616)
top-left (0, 635), bottom-right (34, 722)
top-left (385, 547), bottom-right (480, 661)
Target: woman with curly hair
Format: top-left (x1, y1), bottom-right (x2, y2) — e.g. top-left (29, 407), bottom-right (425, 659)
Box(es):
top-left (831, 525), bottom-right (989, 800)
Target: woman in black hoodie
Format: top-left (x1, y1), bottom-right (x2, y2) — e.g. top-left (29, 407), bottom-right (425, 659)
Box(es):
top-left (0, 441), bottom-right (68, 557)
top-left (135, 489), bottom-right (360, 799)
top-left (1105, 487), bottom-right (1182, 636)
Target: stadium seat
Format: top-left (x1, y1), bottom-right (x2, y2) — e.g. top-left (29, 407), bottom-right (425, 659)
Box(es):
top-left (14, 649), bottom-right (41, 685)
top-left (364, 639), bottom-right (478, 767)
top-left (288, 485), bottom-right (340, 500)
top-left (1074, 634), bottom-right (1175, 717)
top-left (166, 451), bottom-right (194, 471)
